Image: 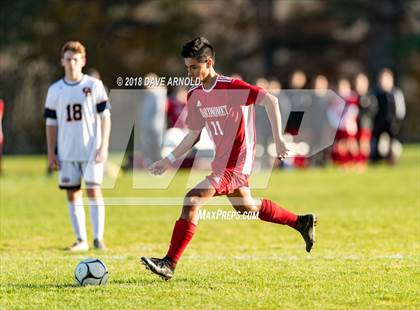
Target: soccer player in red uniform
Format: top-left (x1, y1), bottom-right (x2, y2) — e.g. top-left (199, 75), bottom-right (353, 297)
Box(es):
top-left (141, 37), bottom-right (317, 280)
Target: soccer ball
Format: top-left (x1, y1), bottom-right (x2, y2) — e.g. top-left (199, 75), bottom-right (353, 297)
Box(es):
top-left (74, 258), bottom-right (109, 286)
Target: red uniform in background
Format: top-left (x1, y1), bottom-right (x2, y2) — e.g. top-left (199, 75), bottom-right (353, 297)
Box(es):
top-left (166, 95), bottom-right (187, 128)
top-left (331, 92), bottom-right (360, 165)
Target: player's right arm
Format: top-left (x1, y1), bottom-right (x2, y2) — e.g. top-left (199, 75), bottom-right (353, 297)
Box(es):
top-left (148, 129), bottom-right (201, 175)
top-left (44, 86), bottom-right (59, 170)
top-left (46, 125), bottom-right (59, 170)
top-left (258, 92), bottom-right (289, 160)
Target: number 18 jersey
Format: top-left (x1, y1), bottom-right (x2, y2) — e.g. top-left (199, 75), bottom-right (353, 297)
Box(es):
top-left (44, 74), bottom-right (110, 161)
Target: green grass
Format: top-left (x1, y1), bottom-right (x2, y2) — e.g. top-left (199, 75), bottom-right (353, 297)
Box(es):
top-left (1, 146), bottom-right (419, 309)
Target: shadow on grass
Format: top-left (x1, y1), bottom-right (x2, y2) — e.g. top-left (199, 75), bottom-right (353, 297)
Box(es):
top-left (111, 277), bottom-right (190, 285)
top-left (0, 283), bottom-right (77, 289)
top-left (1, 277), bottom-right (190, 290)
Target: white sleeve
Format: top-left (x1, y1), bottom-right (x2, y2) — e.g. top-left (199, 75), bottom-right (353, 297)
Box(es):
top-left (44, 86), bottom-right (58, 126)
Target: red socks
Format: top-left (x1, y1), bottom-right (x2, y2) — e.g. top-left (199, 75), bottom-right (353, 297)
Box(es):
top-left (165, 201), bottom-right (295, 265)
top-left (258, 199), bottom-right (298, 228)
top-left (166, 219), bottom-right (197, 264)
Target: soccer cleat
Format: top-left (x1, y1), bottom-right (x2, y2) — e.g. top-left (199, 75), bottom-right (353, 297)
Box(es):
top-left (69, 239), bottom-right (89, 252)
top-left (140, 256), bottom-right (175, 281)
top-left (295, 214), bottom-right (317, 253)
top-left (93, 239), bottom-right (107, 251)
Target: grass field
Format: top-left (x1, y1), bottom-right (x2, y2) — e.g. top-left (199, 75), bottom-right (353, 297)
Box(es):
top-left (1, 146), bottom-right (419, 309)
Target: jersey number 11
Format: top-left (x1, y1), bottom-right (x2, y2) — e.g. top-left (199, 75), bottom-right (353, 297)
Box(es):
top-left (210, 120), bottom-right (224, 136)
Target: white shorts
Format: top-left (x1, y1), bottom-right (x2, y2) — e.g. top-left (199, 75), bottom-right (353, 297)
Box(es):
top-left (59, 161), bottom-right (103, 190)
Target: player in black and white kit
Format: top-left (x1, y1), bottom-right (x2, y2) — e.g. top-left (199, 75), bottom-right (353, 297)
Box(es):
top-left (45, 41), bottom-right (111, 251)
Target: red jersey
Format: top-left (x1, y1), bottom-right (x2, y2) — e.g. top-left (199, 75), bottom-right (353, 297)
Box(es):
top-left (337, 91), bottom-right (359, 139)
top-left (186, 75), bottom-right (266, 175)
top-left (166, 96), bottom-right (187, 128)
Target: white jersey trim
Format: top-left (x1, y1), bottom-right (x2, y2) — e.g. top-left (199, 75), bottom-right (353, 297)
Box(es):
top-left (217, 75), bottom-right (233, 83)
top-left (188, 83), bottom-right (201, 93)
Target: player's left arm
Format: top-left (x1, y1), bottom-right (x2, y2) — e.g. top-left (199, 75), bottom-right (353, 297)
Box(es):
top-left (257, 93), bottom-right (289, 159)
top-left (95, 81), bottom-right (111, 163)
top-left (96, 112), bottom-right (111, 163)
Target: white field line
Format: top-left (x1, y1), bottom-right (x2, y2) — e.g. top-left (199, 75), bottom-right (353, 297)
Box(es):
top-left (0, 253), bottom-right (414, 262)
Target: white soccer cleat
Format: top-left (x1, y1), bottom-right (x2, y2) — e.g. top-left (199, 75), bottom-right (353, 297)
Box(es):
top-left (69, 239), bottom-right (89, 252)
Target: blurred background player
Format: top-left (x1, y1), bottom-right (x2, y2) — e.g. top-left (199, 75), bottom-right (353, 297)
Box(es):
top-left (354, 73), bottom-right (377, 170)
top-left (311, 74), bottom-right (331, 167)
top-left (290, 70), bottom-right (307, 90)
top-left (166, 86), bottom-right (188, 129)
top-left (137, 72), bottom-right (167, 168)
top-left (44, 41), bottom-right (111, 251)
top-left (0, 99), bottom-right (4, 175)
top-left (288, 70), bottom-right (310, 168)
top-left (330, 78), bottom-right (360, 168)
top-left (141, 37), bottom-right (317, 280)
top-left (371, 69), bottom-right (406, 164)
top-left (86, 68), bottom-right (109, 93)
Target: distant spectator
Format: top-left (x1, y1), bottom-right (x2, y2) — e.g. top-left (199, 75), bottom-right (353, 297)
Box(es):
top-left (354, 73), bottom-right (377, 169)
top-left (166, 87), bottom-right (187, 129)
top-left (86, 68), bottom-right (101, 79)
top-left (138, 73), bottom-right (167, 167)
top-left (268, 78), bottom-right (281, 96)
top-left (313, 74), bottom-right (329, 96)
top-left (330, 78), bottom-right (359, 167)
top-left (371, 69), bottom-right (406, 164)
top-left (230, 73), bottom-right (243, 80)
top-left (311, 75), bottom-right (331, 167)
top-left (86, 68), bottom-right (109, 93)
top-left (289, 70), bottom-right (307, 89)
top-left (288, 70), bottom-right (309, 168)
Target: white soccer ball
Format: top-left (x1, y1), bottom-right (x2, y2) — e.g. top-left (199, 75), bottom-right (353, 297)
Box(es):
top-left (75, 258), bottom-right (109, 286)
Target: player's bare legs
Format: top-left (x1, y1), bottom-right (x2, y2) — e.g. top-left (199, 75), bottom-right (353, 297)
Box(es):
top-left (226, 187), bottom-right (260, 213)
top-left (67, 188), bottom-right (82, 201)
top-left (66, 188), bottom-right (88, 251)
top-left (227, 188), bottom-right (317, 253)
top-left (86, 184), bottom-right (106, 250)
top-left (141, 179), bottom-right (217, 280)
top-left (181, 179), bottom-right (218, 224)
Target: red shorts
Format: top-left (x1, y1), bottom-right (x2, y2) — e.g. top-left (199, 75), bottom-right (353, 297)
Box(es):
top-left (206, 169), bottom-right (249, 195)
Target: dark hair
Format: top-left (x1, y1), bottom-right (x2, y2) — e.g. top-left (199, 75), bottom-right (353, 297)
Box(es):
top-left (181, 37), bottom-right (215, 62)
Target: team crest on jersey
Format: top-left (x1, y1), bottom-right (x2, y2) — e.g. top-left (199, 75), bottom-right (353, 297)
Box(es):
top-left (82, 87), bottom-right (92, 97)
top-left (196, 100), bottom-right (202, 107)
